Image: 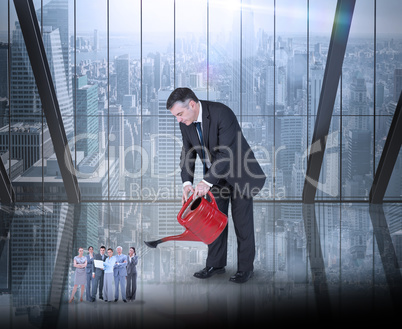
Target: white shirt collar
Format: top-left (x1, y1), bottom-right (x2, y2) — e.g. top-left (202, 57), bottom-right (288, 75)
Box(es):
top-left (195, 101), bottom-right (202, 123)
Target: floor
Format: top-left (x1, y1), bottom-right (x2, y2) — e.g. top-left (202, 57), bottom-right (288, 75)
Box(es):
top-left (1, 202), bottom-right (402, 328)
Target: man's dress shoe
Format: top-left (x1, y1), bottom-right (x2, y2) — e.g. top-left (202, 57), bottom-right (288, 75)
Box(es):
top-left (193, 266), bottom-right (225, 279)
top-left (229, 271), bottom-right (253, 284)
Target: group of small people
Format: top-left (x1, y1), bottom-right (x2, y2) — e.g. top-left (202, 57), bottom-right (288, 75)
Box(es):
top-left (69, 245), bottom-right (138, 303)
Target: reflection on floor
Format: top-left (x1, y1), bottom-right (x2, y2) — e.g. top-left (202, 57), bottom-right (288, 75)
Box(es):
top-left (1, 202), bottom-right (402, 328)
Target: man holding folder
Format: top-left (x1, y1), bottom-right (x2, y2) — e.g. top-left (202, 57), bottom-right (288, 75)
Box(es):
top-left (91, 246), bottom-right (106, 302)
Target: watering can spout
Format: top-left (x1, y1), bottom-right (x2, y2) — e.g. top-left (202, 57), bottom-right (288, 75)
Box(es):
top-left (144, 229), bottom-right (202, 248)
top-left (144, 239), bottom-right (163, 248)
top-left (144, 192), bottom-right (227, 248)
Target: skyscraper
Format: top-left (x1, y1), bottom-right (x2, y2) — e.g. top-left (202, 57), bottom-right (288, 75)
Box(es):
top-left (0, 42), bottom-right (8, 98)
top-left (39, 0), bottom-right (70, 95)
top-left (115, 54), bottom-right (130, 105)
top-left (393, 68), bottom-right (402, 102)
top-left (0, 122), bottom-right (52, 171)
top-left (73, 75), bottom-right (98, 156)
top-left (11, 23), bottom-right (73, 138)
top-left (94, 29), bottom-right (99, 51)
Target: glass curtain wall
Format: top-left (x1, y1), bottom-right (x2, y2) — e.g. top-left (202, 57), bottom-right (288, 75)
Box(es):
top-left (1, 0), bottom-right (402, 306)
top-left (1, 0), bottom-right (402, 203)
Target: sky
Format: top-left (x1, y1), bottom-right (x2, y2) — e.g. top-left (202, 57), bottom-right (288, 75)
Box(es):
top-left (1, 0), bottom-right (402, 42)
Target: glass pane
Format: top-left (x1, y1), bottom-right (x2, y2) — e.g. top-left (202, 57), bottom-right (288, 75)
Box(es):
top-left (377, 0), bottom-right (402, 105)
top-left (308, 0), bottom-right (337, 125)
top-left (74, 115), bottom-right (107, 201)
top-left (209, 0), bottom-right (241, 114)
top-left (276, 0), bottom-right (307, 115)
top-left (376, 112), bottom-right (402, 200)
top-left (241, 116), bottom-right (273, 200)
top-left (376, 0), bottom-right (402, 200)
top-left (175, 0), bottom-right (207, 90)
top-left (109, 0), bottom-right (140, 108)
top-left (342, 0), bottom-right (374, 117)
top-left (275, 115), bottom-right (306, 199)
top-left (76, 0), bottom-right (108, 199)
top-left (342, 116), bottom-right (374, 200)
top-left (315, 115), bottom-right (340, 200)
top-left (107, 115), bottom-right (142, 200)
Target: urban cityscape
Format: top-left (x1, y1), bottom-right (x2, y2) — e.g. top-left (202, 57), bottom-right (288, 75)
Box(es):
top-left (0, 0), bottom-right (401, 326)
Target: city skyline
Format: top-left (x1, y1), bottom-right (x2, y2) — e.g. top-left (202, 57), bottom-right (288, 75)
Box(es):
top-left (1, 1), bottom-right (402, 326)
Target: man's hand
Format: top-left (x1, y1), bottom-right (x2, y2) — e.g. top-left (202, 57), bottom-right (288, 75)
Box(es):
top-left (182, 184), bottom-right (195, 205)
top-left (194, 181), bottom-right (211, 198)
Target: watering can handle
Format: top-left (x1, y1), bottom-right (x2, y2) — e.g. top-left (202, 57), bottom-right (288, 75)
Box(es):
top-left (178, 191), bottom-right (217, 218)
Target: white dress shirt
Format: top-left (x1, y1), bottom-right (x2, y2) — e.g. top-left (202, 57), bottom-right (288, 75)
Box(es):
top-left (183, 102), bottom-right (213, 189)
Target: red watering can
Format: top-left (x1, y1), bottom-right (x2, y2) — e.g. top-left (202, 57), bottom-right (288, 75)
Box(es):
top-left (144, 191), bottom-right (227, 248)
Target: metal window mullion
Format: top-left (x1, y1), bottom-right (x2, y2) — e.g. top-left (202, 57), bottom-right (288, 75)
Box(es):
top-left (302, 0), bottom-right (356, 204)
top-left (13, 0), bottom-right (81, 203)
top-left (369, 91), bottom-right (402, 203)
top-left (140, 0), bottom-right (143, 202)
top-left (107, 0), bottom-right (110, 200)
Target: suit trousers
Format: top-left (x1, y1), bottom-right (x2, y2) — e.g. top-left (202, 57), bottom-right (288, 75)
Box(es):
top-left (86, 272), bottom-right (93, 301)
top-left (206, 184), bottom-right (255, 272)
top-left (114, 274), bottom-right (126, 300)
top-left (91, 272), bottom-right (104, 299)
top-left (126, 272), bottom-right (137, 300)
top-left (103, 273), bottom-right (113, 301)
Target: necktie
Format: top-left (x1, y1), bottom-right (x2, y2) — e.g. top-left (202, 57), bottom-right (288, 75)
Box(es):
top-left (194, 122), bottom-right (207, 175)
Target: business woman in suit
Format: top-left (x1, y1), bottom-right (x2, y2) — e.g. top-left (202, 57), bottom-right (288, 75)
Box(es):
top-left (69, 247), bottom-right (87, 303)
top-left (85, 246), bottom-right (94, 301)
top-left (126, 247), bottom-right (138, 301)
top-left (167, 88), bottom-right (266, 284)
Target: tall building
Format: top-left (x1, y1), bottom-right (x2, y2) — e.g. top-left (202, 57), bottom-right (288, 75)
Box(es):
top-left (39, 0), bottom-right (70, 95)
top-left (0, 43), bottom-right (8, 98)
top-left (157, 90), bottom-right (180, 237)
top-left (94, 29), bottom-right (99, 51)
top-left (161, 60), bottom-right (171, 89)
top-left (73, 75), bottom-right (98, 156)
top-left (0, 122), bottom-right (52, 171)
top-left (115, 54), bottom-right (130, 105)
top-left (278, 116), bottom-right (304, 193)
top-left (346, 129), bottom-right (371, 181)
top-left (154, 52), bottom-right (161, 91)
top-left (309, 62), bottom-right (324, 117)
top-left (241, 2), bottom-right (256, 116)
top-left (109, 105), bottom-right (125, 192)
top-left (10, 23), bottom-right (73, 138)
top-left (348, 73), bottom-right (369, 130)
top-left (376, 82), bottom-right (385, 108)
top-left (190, 73), bottom-right (203, 89)
top-left (394, 68), bottom-right (402, 102)
top-left (266, 63), bottom-right (287, 107)
top-left (10, 204), bottom-right (74, 309)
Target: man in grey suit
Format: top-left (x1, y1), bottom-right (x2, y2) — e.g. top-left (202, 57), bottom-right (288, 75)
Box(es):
top-left (90, 246), bottom-right (106, 302)
top-left (126, 247), bottom-right (138, 301)
top-left (113, 246), bottom-right (127, 302)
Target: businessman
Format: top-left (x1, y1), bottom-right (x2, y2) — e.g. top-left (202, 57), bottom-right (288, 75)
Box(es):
top-left (113, 246), bottom-right (127, 302)
top-left (167, 87), bottom-right (266, 283)
top-left (91, 245), bottom-right (106, 302)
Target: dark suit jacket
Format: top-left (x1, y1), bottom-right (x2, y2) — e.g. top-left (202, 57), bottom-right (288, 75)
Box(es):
top-left (92, 253), bottom-right (107, 276)
top-left (86, 254), bottom-right (95, 274)
top-left (180, 100), bottom-right (266, 198)
top-left (126, 255), bottom-right (138, 275)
